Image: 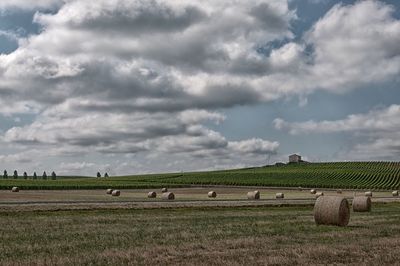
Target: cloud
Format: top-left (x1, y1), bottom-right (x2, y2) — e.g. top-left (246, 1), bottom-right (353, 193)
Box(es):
top-left (274, 105), bottom-right (400, 135)
top-left (1, 0), bottom-right (400, 173)
top-left (274, 104), bottom-right (400, 160)
top-left (0, 0), bottom-right (64, 10)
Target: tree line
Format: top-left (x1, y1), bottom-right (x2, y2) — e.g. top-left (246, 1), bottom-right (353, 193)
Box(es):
top-left (2, 170), bottom-right (56, 180)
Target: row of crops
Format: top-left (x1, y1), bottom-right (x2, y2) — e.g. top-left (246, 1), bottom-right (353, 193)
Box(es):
top-left (0, 162), bottom-right (399, 190)
top-left (136, 162), bottom-right (400, 190)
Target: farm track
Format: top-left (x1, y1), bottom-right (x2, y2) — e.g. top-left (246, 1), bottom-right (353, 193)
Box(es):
top-left (1, 197), bottom-right (399, 212)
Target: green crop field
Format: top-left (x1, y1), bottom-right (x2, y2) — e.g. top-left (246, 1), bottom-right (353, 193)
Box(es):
top-left (1, 162), bottom-right (400, 190)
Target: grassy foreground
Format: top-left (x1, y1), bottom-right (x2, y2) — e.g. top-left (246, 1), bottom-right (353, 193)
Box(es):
top-left (0, 203), bottom-right (399, 265)
top-left (1, 162), bottom-right (400, 190)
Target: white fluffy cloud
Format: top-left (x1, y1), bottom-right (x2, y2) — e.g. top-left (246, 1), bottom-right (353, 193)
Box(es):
top-left (274, 104), bottom-right (400, 160)
top-left (0, 0), bottom-right (64, 10)
top-left (1, 0), bottom-right (400, 173)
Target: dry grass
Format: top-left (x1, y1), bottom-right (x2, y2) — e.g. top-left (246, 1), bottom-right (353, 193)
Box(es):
top-left (0, 203), bottom-right (399, 265)
top-left (0, 188), bottom-right (397, 203)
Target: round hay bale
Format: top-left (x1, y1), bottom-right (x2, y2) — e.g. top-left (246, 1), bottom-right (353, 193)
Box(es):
top-left (111, 190), bottom-right (120, 197)
top-left (147, 191), bottom-right (157, 198)
top-left (208, 191), bottom-right (217, 198)
top-left (11, 187), bottom-right (19, 192)
top-left (275, 193), bottom-right (284, 199)
top-left (315, 192), bottom-right (324, 198)
top-left (161, 188), bottom-right (168, 193)
top-left (310, 189), bottom-right (316, 194)
top-left (162, 192), bottom-right (175, 200)
top-left (392, 191), bottom-right (399, 197)
top-left (365, 191), bottom-right (373, 197)
top-left (336, 189), bottom-right (342, 194)
top-left (298, 186), bottom-right (302, 191)
top-left (314, 196), bottom-right (350, 226)
top-left (247, 191), bottom-right (260, 200)
top-left (352, 196), bottom-right (371, 212)
top-left (106, 189), bottom-right (113, 195)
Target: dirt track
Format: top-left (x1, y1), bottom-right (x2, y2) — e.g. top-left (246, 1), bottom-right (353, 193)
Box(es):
top-left (1, 187), bottom-right (399, 212)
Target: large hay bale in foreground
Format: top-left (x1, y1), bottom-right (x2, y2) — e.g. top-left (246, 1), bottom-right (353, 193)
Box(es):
top-left (208, 191), bottom-right (217, 198)
top-left (315, 192), bottom-right (324, 198)
top-left (11, 187), bottom-right (19, 192)
top-left (275, 193), bottom-right (284, 199)
top-left (352, 196), bottom-right (371, 212)
top-left (392, 191), bottom-right (398, 197)
top-left (106, 189), bottom-right (113, 195)
top-left (247, 191), bottom-right (260, 200)
top-left (111, 190), bottom-right (120, 197)
top-left (314, 196), bottom-right (350, 226)
top-left (310, 189), bottom-right (316, 194)
top-left (147, 191), bottom-right (157, 198)
top-left (162, 192), bottom-right (175, 200)
top-left (161, 188), bottom-right (168, 193)
top-left (365, 191), bottom-right (373, 197)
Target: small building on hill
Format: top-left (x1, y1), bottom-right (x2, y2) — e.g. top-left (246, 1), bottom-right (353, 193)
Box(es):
top-left (289, 154), bottom-right (302, 163)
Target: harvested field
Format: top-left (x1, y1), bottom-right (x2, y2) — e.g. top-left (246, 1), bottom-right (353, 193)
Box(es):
top-left (0, 203), bottom-right (399, 265)
top-left (0, 187), bottom-right (397, 204)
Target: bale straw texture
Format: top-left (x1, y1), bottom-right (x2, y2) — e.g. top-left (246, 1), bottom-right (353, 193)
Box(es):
top-left (162, 192), bottom-right (175, 200)
top-left (111, 190), bottom-right (120, 197)
top-left (208, 191), bottom-right (217, 198)
top-left (314, 196), bottom-right (350, 226)
top-left (352, 196), bottom-right (371, 212)
top-left (365, 191), bottom-right (373, 197)
top-left (147, 191), bottom-right (157, 198)
top-left (247, 191), bottom-right (260, 200)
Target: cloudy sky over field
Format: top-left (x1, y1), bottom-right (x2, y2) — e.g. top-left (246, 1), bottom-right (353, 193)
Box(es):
top-left (0, 0), bottom-right (400, 175)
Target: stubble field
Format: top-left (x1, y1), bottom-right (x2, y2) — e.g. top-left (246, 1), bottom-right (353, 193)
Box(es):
top-left (0, 203), bottom-right (399, 265)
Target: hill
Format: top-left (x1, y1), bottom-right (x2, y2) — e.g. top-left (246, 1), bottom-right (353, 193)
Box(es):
top-left (0, 162), bottom-right (399, 190)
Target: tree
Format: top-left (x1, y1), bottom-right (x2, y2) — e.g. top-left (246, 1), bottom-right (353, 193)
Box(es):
top-left (33, 172), bottom-right (37, 180)
top-left (42, 171), bottom-right (47, 180)
top-left (51, 171), bottom-right (56, 180)
top-left (97, 172), bottom-right (101, 178)
top-left (13, 170), bottom-right (18, 179)
top-left (23, 172), bottom-right (28, 179)
top-left (3, 170), bottom-right (7, 179)
top-left (104, 172), bottom-right (109, 178)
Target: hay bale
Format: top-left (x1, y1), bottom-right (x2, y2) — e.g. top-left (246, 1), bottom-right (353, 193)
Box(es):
top-left (161, 188), bottom-right (168, 193)
top-left (315, 192), bottom-right (324, 198)
top-left (365, 191), bottom-right (372, 197)
top-left (147, 191), bottom-right (157, 198)
top-left (275, 193), bottom-right (284, 199)
top-left (314, 196), bottom-right (350, 226)
top-left (11, 187), bottom-right (19, 192)
top-left (352, 196), bottom-right (371, 212)
top-left (310, 189), bottom-right (316, 194)
top-left (162, 192), bottom-right (175, 200)
top-left (247, 191), bottom-right (260, 200)
top-left (208, 191), bottom-right (217, 198)
top-left (298, 186), bottom-right (302, 191)
top-left (392, 191), bottom-right (399, 197)
top-left (336, 189), bottom-right (342, 194)
top-left (111, 190), bottom-right (120, 197)
top-left (106, 189), bottom-right (113, 195)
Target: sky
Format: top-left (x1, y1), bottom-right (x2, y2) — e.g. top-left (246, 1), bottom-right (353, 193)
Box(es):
top-left (0, 0), bottom-right (400, 176)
